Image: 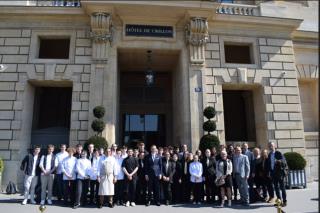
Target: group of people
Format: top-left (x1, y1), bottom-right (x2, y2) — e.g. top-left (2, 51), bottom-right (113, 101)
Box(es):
top-left (20, 141), bottom-right (288, 209)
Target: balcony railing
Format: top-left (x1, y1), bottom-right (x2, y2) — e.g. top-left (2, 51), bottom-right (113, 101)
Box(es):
top-left (35, 0), bottom-right (81, 7)
top-left (216, 3), bottom-right (260, 16)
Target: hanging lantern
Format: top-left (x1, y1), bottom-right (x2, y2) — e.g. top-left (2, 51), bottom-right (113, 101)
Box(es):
top-left (145, 50), bottom-right (155, 86)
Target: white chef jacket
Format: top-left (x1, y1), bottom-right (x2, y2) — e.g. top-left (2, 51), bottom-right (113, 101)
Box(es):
top-left (56, 151), bottom-right (69, 174)
top-left (115, 156), bottom-right (124, 180)
top-left (61, 156), bottom-right (77, 180)
top-left (89, 156), bottom-right (100, 180)
top-left (189, 161), bottom-right (203, 183)
top-left (76, 158), bottom-right (91, 179)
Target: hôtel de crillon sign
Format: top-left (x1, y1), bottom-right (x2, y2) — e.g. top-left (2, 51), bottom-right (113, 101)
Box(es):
top-left (125, 24), bottom-right (174, 38)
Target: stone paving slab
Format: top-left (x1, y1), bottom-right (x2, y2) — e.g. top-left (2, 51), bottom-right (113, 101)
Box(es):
top-left (0, 182), bottom-right (318, 213)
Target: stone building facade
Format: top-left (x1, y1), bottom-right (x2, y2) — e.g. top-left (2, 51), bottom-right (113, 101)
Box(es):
top-left (0, 0), bottom-right (318, 189)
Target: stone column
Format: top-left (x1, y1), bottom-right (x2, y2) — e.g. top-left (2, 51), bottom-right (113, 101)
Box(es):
top-left (88, 12), bottom-right (116, 146)
top-left (185, 17), bottom-right (209, 151)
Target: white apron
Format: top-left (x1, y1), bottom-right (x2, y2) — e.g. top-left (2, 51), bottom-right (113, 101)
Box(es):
top-left (98, 156), bottom-right (117, 196)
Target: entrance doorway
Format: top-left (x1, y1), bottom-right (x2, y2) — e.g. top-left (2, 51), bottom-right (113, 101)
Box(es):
top-left (31, 87), bottom-right (72, 149)
top-left (118, 48), bottom-right (180, 149)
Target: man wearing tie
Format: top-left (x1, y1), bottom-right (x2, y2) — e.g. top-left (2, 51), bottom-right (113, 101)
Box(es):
top-left (144, 145), bottom-right (162, 206)
top-left (161, 151), bottom-right (175, 205)
top-left (201, 149), bottom-right (217, 203)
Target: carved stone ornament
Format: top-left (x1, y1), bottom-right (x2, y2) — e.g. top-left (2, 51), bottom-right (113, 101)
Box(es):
top-left (90, 12), bottom-right (113, 43)
top-left (185, 17), bottom-right (209, 46)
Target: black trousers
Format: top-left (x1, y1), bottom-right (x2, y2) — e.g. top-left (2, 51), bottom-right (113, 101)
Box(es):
top-left (273, 177), bottom-right (286, 202)
top-left (172, 180), bottom-right (182, 203)
top-left (114, 179), bottom-right (125, 203)
top-left (63, 180), bottom-right (75, 205)
top-left (125, 178), bottom-right (137, 202)
top-left (162, 181), bottom-right (172, 202)
top-left (192, 182), bottom-right (202, 202)
top-left (56, 174), bottom-right (64, 200)
top-left (89, 179), bottom-right (99, 203)
top-left (232, 175), bottom-right (238, 200)
top-left (181, 175), bottom-right (191, 202)
top-left (136, 177), bottom-right (148, 204)
top-left (204, 175), bottom-right (217, 202)
top-left (147, 176), bottom-right (160, 203)
top-left (75, 179), bottom-right (89, 205)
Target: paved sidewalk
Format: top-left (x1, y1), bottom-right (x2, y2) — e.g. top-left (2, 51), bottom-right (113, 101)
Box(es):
top-left (0, 182), bottom-right (318, 213)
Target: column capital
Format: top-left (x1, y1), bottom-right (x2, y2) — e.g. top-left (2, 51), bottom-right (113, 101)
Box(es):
top-left (90, 12), bottom-right (113, 43)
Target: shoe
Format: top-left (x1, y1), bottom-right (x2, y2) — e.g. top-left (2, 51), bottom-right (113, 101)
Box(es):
top-left (227, 200), bottom-right (231, 207)
top-left (282, 201), bottom-right (287, 207)
top-left (30, 199), bottom-right (36, 204)
top-left (165, 200), bottom-right (169, 206)
top-left (146, 201), bottom-right (151, 206)
top-left (125, 201), bottom-right (130, 207)
top-left (47, 200), bottom-right (52, 205)
top-left (219, 202), bottom-right (224, 207)
top-left (156, 202), bottom-right (161, 206)
top-left (73, 204), bottom-right (80, 209)
top-left (22, 199), bottom-right (27, 205)
top-left (40, 200), bottom-right (45, 205)
top-left (108, 203), bottom-right (114, 208)
top-left (98, 204), bottom-right (103, 209)
top-left (131, 202), bottom-right (136, 207)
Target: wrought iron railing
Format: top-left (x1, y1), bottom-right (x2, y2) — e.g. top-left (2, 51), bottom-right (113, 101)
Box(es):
top-left (216, 3), bottom-right (260, 16)
top-left (35, 0), bottom-right (81, 7)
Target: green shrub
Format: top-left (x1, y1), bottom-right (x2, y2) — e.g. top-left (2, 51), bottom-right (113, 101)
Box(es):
top-left (85, 136), bottom-right (108, 150)
top-left (203, 120), bottom-right (216, 133)
top-left (91, 119), bottom-right (105, 133)
top-left (93, 106), bottom-right (105, 119)
top-left (203, 106), bottom-right (216, 119)
top-left (284, 152), bottom-right (307, 170)
top-left (0, 158), bottom-right (4, 173)
top-left (199, 134), bottom-right (220, 153)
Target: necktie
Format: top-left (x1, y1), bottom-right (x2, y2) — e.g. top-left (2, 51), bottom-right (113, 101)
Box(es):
top-left (184, 162), bottom-right (187, 174)
top-left (207, 158), bottom-right (209, 167)
top-left (166, 161), bottom-right (169, 174)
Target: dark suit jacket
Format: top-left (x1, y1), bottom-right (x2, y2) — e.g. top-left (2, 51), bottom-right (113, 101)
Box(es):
top-left (162, 159), bottom-right (175, 183)
top-left (173, 161), bottom-right (182, 182)
top-left (144, 154), bottom-right (162, 177)
top-left (20, 153), bottom-right (41, 176)
top-left (201, 157), bottom-right (216, 178)
top-left (267, 150), bottom-right (287, 177)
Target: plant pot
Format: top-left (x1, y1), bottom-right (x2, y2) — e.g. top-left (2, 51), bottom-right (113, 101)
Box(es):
top-left (285, 169), bottom-right (307, 189)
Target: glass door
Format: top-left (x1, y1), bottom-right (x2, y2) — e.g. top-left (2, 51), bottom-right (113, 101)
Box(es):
top-left (123, 114), bottom-right (166, 149)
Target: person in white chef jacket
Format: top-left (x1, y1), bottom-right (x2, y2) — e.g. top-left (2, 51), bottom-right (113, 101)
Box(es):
top-left (114, 148), bottom-right (125, 206)
top-left (189, 154), bottom-right (203, 205)
top-left (55, 144), bottom-right (69, 201)
top-left (74, 151), bottom-right (91, 208)
top-left (61, 147), bottom-right (77, 206)
top-left (97, 148), bottom-right (118, 208)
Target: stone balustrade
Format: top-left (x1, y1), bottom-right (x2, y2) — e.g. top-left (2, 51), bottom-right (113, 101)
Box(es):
top-left (216, 3), bottom-right (260, 16)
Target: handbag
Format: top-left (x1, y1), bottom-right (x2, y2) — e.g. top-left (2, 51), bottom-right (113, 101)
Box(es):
top-left (215, 176), bottom-right (225, 186)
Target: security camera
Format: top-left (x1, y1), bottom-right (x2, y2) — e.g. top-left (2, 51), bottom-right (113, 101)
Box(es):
top-left (0, 64), bottom-right (8, 72)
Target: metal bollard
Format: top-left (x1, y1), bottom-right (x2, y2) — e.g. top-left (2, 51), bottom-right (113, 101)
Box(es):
top-left (39, 204), bottom-right (46, 213)
top-left (275, 199), bottom-right (285, 213)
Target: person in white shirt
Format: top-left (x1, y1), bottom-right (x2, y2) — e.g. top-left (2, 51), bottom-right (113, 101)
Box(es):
top-left (39, 144), bottom-right (58, 205)
top-left (89, 149), bottom-right (100, 205)
top-left (55, 144), bottom-right (68, 201)
top-left (189, 154), bottom-right (203, 205)
top-left (61, 147), bottom-right (77, 206)
top-left (20, 145), bottom-right (41, 205)
top-left (114, 148), bottom-right (125, 206)
top-left (74, 151), bottom-right (91, 208)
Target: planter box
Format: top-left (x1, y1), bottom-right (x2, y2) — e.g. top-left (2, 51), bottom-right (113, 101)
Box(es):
top-left (285, 169), bottom-right (307, 189)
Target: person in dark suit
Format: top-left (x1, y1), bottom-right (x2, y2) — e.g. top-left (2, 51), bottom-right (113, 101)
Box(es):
top-left (180, 152), bottom-right (192, 202)
top-left (144, 145), bottom-right (162, 206)
top-left (161, 151), bottom-right (175, 205)
top-left (136, 152), bottom-right (147, 205)
top-left (201, 149), bottom-right (217, 203)
top-left (267, 142), bottom-right (287, 207)
top-left (172, 153), bottom-right (182, 204)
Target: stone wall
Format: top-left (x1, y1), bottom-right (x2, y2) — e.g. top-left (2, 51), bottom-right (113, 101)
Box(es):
top-left (203, 34), bottom-right (306, 153)
top-left (0, 28), bottom-right (92, 189)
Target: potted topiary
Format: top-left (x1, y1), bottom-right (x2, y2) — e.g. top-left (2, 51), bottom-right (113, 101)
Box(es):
top-left (0, 157), bottom-right (3, 192)
top-left (199, 106), bottom-right (220, 153)
top-left (284, 152), bottom-right (307, 189)
top-left (84, 106), bottom-right (108, 150)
